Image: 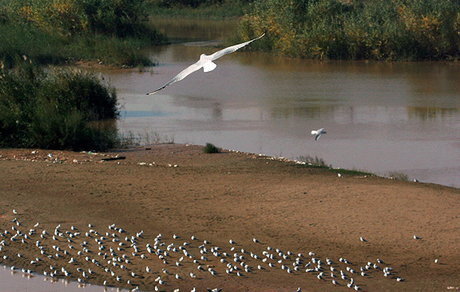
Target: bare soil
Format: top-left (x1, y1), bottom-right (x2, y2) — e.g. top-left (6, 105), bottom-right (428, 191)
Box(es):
top-left (0, 144), bottom-right (459, 291)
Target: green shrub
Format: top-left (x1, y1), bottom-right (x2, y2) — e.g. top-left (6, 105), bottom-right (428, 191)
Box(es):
top-left (80, 0), bottom-right (162, 40)
top-left (0, 22), bottom-right (67, 68)
top-left (238, 0), bottom-right (460, 60)
top-left (0, 0), bottom-right (165, 67)
top-left (0, 63), bottom-right (119, 150)
top-left (158, 0), bottom-right (226, 8)
top-left (148, 0), bottom-right (252, 18)
top-left (62, 34), bottom-right (155, 67)
top-left (2, 0), bottom-right (162, 39)
top-left (0, 22), bottom-right (155, 67)
top-left (203, 143), bottom-right (220, 153)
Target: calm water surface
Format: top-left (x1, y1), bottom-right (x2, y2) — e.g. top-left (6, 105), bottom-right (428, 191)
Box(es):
top-left (108, 19), bottom-right (459, 187)
top-left (0, 266), bottom-right (126, 292)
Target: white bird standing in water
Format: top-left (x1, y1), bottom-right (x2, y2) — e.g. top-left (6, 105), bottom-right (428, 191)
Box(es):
top-left (147, 33), bottom-right (265, 94)
top-left (311, 128), bottom-right (327, 141)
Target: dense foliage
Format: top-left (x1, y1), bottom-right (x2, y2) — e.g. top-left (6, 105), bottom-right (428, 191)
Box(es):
top-left (158, 0), bottom-right (224, 8)
top-left (238, 0), bottom-right (460, 60)
top-left (0, 0), bottom-right (164, 67)
top-left (148, 0), bottom-right (252, 18)
top-left (156, 0), bottom-right (253, 8)
top-left (0, 63), bottom-right (119, 150)
top-left (1, 0), bottom-right (158, 38)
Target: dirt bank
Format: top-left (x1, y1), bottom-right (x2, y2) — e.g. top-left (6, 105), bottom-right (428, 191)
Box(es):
top-left (0, 144), bottom-right (458, 291)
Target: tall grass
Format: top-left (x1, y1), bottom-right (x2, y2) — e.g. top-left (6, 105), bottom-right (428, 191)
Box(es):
top-left (1, 0), bottom-right (162, 38)
top-left (0, 23), bottom-right (157, 68)
top-left (238, 0), bottom-right (459, 60)
top-left (0, 63), bottom-right (119, 150)
top-left (0, 0), bottom-right (165, 67)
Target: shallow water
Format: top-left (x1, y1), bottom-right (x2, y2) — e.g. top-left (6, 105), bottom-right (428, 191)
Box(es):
top-left (0, 266), bottom-right (126, 292)
top-left (106, 18), bottom-right (459, 187)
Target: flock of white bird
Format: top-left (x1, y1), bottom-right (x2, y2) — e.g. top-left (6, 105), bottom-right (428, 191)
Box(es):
top-left (0, 210), bottom-right (412, 291)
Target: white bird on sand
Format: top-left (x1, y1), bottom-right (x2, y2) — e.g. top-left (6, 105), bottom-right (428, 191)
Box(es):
top-left (147, 33), bottom-right (265, 94)
top-left (311, 128), bottom-right (327, 141)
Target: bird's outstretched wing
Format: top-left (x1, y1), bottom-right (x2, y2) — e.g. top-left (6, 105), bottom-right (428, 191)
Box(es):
top-left (315, 134), bottom-right (322, 141)
top-left (147, 62), bottom-right (203, 95)
top-left (210, 33), bottom-right (265, 61)
top-left (147, 33), bottom-right (265, 95)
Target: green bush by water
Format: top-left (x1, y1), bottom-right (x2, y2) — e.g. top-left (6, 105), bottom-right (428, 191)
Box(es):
top-left (238, 0), bottom-right (459, 60)
top-left (0, 0), bottom-right (165, 67)
top-left (203, 143), bottom-right (220, 153)
top-left (1, 0), bottom-right (161, 38)
top-left (0, 63), bottom-right (119, 151)
top-left (147, 0), bottom-right (252, 19)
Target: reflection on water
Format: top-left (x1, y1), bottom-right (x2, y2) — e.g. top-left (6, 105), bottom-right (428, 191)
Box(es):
top-left (407, 107), bottom-right (458, 121)
top-left (120, 110), bottom-right (171, 118)
top-left (105, 18), bottom-right (459, 187)
top-left (0, 266), bottom-right (126, 292)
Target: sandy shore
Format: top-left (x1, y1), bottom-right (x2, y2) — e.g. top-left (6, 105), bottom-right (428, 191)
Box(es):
top-left (0, 144), bottom-right (459, 291)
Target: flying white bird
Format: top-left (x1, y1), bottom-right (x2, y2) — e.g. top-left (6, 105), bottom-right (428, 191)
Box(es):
top-left (147, 33), bottom-right (265, 94)
top-left (311, 128), bottom-right (327, 141)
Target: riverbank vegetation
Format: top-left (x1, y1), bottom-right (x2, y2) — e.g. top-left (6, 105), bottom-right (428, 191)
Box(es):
top-left (0, 63), bottom-right (119, 150)
top-left (0, 0), bottom-right (165, 68)
top-left (238, 0), bottom-right (459, 60)
top-left (147, 0), bottom-right (252, 19)
top-left (203, 143), bottom-right (220, 153)
top-left (0, 0), bottom-right (170, 150)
